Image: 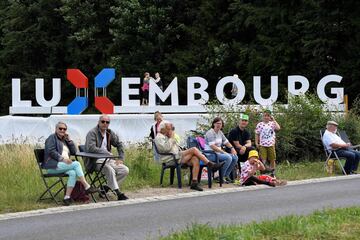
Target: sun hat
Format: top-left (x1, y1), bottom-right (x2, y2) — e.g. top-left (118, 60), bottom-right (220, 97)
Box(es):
top-left (248, 150), bottom-right (259, 159)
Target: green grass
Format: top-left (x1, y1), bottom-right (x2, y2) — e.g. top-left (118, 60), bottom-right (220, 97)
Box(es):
top-left (0, 144), bottom-right (343, 214)
top-left (276, 161), bottom-right (329, 181)
top-left (0, 144), bottom-right (162, 213)
top-left (161, 207), bottom-right (360, 240)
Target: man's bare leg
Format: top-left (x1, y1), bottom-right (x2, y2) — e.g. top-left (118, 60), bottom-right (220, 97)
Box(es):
top-left (189, 156), bottom-right (200, 181)
top-left (181, 147), bottom-right (224, 171)
top-left (182, 147), bottom-right (209, 163)
top-left (181, 155), bottom-right (203, 191)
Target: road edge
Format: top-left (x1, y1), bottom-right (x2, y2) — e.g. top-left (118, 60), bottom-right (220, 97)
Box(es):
top-left (1, 174), bottom-right (359, 221)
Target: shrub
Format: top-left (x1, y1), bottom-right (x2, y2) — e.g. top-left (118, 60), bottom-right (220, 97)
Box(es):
top-left (274, 94), bottom-right (333, 162)
top-left (118, 141), bottom-right (162, 190)
top-left (337, 102), bottom-right (360, 145)
top-left (197, 99), bottom-right (261, 136)
top-left (197, 94), bottom-right (353, 162)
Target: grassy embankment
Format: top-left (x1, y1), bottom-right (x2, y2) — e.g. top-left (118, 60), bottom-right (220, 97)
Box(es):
top-left (0, 144), bottom-right (336, 213)
top-left (162, 207), bottom-right (360, 240)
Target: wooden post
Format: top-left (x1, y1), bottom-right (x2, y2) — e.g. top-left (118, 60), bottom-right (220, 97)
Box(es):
top-left (344, 94), bottom-right (348, 117)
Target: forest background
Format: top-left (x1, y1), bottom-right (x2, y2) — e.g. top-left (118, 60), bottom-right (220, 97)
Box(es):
top-left (0, 0), bottom-right (359, 115)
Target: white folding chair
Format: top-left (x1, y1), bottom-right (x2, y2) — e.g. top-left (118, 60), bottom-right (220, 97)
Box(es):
top-left (320, 129), bottom-right (346, 175)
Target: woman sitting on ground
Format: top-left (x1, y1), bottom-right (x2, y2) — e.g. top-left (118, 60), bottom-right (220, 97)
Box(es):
top-left (43, 121), bottom-right (98, 205)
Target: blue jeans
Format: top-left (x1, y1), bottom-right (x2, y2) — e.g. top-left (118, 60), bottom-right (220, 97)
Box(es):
top-left (335, 149), bottom-right (360, 173)
top-left (47, 161), bottom-right (85, 187)
top-left (207, 152), bottom-right (238, 178)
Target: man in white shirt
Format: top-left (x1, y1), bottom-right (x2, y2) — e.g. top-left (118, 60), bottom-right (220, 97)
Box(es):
top-left (322, 120), bottom-right (359, 174)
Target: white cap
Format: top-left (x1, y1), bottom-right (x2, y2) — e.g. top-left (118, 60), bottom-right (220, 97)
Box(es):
top-left (327, 120), bottom-right (338, 126)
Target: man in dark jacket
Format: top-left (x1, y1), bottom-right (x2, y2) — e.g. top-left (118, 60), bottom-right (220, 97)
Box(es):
top-left (85, 115), bottom-right (129, 200)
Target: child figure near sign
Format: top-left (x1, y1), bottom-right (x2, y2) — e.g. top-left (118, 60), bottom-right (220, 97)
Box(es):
top-left (255, 109), bottom-right (281, 171)
top-left (141, 72), bottom-right (153, 105)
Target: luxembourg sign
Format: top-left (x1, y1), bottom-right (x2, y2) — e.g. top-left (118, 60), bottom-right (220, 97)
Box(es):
top-left (10, 68), bottom-right (344, 114)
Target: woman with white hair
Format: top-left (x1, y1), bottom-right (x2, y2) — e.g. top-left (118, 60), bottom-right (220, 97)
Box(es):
top-left (155, 121), bottom-right (224, 191)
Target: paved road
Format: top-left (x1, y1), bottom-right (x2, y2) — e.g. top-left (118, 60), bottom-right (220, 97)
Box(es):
top-left (1, 177), bottom-right (360, 240)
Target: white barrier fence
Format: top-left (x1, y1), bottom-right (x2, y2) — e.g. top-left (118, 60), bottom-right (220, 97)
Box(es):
top-left (0, 114), bottom-right (205, 145)
top-left (1, 101), bottom-right (345, 145)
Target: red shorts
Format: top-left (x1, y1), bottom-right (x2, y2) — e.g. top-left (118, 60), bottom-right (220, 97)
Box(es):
top-left (258, 175), bottom-right (274, 183)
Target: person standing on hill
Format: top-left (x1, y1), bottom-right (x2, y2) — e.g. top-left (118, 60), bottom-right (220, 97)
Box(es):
top-left (154, 72), bottom-right (163, 105)
top-left (141, 72), bottom-right (151, 105)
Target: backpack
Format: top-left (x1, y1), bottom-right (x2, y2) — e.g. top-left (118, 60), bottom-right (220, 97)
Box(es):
top-left (196, 136), bottom-right (206, 150)
top-left (186, 136), bottom-right (206, 150)
top-left (70, 181), bottom-right (90, 203)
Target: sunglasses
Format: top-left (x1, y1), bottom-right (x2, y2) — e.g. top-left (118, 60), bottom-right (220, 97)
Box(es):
top-left (101, 120), bottom-right (110, 124)
top-left (58, 127), bottom-right (67, 131)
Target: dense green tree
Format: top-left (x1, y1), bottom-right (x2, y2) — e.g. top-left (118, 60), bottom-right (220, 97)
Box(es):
top-left (59, 0), bottom-right (117, 108)
top-left (59, 0), bottom-right (116, 73)
top-left (0, 0), bottom-right (359, 114)
top-left (0, 0), bottom-right (69, 113)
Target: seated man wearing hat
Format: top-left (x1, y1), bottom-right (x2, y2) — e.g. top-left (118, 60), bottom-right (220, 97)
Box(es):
top-left (228, 113), bottom-right (254, 169)
top-left (322, 120), bottom-right (360, 174)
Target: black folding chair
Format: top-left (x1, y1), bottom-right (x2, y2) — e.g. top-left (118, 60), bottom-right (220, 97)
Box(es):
top-left (34, 149), bottom-right (67, 205)
top-left (75, 145), bottom-right (114, 202)
top-left (320, 129), bottom-right (347, 175)
top-left (152, 140), bottom-right (190, 188)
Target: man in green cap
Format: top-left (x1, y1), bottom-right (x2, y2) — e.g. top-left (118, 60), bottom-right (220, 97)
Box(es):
top-left (228, 113), bottom-right (254, 169)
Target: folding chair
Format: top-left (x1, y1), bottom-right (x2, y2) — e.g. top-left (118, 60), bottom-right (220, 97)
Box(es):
top-left (34, 149), bottom-right (67, 205)
top-left (320, 129), bottom-right (347, 175)
top-left (152, 140), bottom-right (189, 188)
top-left (75, 145), bottom-right (114, 202)
top-left (338, 130), bottom-right (360, 150)
top-left (186, 135), bottom-right (223, 187)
